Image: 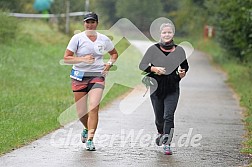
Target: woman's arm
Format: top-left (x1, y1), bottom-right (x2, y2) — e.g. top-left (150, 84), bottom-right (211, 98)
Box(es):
top-left (103, 48), bottom-right (118, 72)
top-left (63, 49), bottom-right (95, 64)
top-left (139, 45), bottom-right (166, 75)
top-left (107, 48), bottom-right (118, 65)
top-left (178, 55), bottom-right (189, 79)
top-left (180, 59), bottom-right (189, 72)
top-left (139, 46), bottom-right (154, 73)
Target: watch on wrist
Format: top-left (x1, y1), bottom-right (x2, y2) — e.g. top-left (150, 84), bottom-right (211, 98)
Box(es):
top-left (107, 61), bottom-right (113, 66)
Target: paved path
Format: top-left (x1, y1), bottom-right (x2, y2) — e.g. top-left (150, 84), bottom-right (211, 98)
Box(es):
top-left (0, 41), bottom-right (250, 167)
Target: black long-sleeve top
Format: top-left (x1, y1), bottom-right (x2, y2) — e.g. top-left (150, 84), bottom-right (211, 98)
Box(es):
top-left (139, 43), bottom-right (189, 96)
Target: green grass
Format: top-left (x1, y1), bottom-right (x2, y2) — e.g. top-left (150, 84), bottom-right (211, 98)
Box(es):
top-left (223, 61), bottom-right (252, 155)
top-left (188, 36), bottom-right (252, 156)
top-left (0, 20), bottom-right (72, 154)
top-left (0, 19), bottom-right (142, 154)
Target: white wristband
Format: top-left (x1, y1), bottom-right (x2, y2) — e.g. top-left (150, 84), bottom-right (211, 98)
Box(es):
top-left (107, 61), bottom-right (113, 66)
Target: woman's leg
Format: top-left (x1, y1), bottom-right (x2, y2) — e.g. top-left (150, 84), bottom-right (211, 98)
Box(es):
top-left (74, 92), bottom-right (88, 128)
top-left (86, 84), bottom-right (104, 140)
top-left (150, 92), bottom-right (165, 134)
top-left (163, 89), bottom-right (180, 144)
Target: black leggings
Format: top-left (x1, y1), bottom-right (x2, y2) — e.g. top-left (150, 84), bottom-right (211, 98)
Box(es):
top-left (150, 88), bottom-right (180, 143)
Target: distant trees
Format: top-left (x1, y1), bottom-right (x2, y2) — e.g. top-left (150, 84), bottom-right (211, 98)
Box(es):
top-left (115, 0), bottom-right (163, 33)
top-left (93, 0), bottom-right (164, 34)
top-left (0, 0), bottom-right (34, 13)
top-left (176, 0), bottom-right (251, 61)
top-left (1, 0), bottom-right (251, 61)
top-left (206, 0), bottom-right (252, 61)
top-left (171, 0), bottom-right (207, 36)
top-left (159, 0), bottom-right (252, 61)
top-left (93, 0), bottom-right (118, 27)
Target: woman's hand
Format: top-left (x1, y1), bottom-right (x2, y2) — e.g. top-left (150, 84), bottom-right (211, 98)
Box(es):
top-left (178, 69), bottom-right (186, 79)
top-left (151, 66), bottom-right (166, 75)
top-left (82, 54), bottom-right (95, 64)
top-left (102, 63), bottom-right (112, 76)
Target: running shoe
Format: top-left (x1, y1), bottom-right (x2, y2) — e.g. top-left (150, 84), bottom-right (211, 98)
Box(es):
top-left (155, 133), bottom-right (163, 146)
top-left (81, 129), bottom-right (88, 143)
top-left (163, 145), bottom-right (172, 155)
top-left (86, 140), bottom-right (96, 151)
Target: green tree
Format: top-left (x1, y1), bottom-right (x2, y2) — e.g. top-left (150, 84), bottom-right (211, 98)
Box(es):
top-left (206, 0), bottom-right (252, 61)
top-left (163, 0), bottom-right (178, 13)
top-left (50, 0), bottom-right (85, 33)
top-left (172, 0), bottom-right (207, 36)
top-left (93, 0), bottom-right (118, 27)
top-left (115, 0), bottom-right (164, 33)
top-left (0, 0), bottom-right (34, 13)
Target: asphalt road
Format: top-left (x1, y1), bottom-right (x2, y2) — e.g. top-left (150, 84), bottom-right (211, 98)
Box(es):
top-left (0, 41), bottom-right (250, 167)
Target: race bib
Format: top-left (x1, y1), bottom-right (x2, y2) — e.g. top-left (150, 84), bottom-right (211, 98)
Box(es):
top-left (70, 69), bottom-right (85, 81)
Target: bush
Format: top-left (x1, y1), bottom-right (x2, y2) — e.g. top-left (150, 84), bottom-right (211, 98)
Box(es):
top-left (0, 11), bottom-right (19, 44)
top-left (210, 0), bottom-right (252, 62)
